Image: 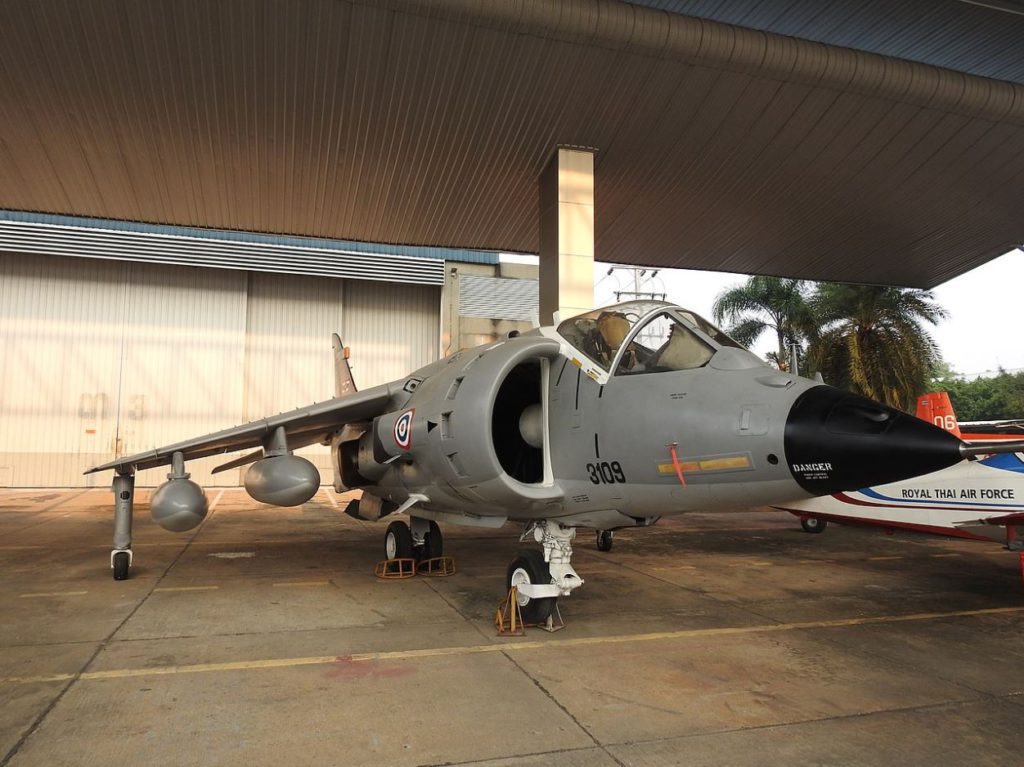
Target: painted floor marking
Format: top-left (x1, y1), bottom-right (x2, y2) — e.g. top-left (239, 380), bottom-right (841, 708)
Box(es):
top-left (651, 565), bottom-right (697, 571)
top-left (208, 552), bottom-right (255, 559)
top-left (209, 489), bottom-right (226, 511)
top-left (272, 580), bottom-right (329, 588)
top-left (661, 525), bottom-right (787, 534)
top-left (4, 605), bottom-right (1022, 686)
top-left (1, 538), bottom-right (345, 551)
top-left (868, 556), bottom-right (904, 561)
top-left (322, 488), bottom-right (339, 509)
top-left (930, 553), bottom-right (961, 558)
top-left (18, 591), bottom-right (88, 598)
top-left (153, 586), bottom-right (220, 593)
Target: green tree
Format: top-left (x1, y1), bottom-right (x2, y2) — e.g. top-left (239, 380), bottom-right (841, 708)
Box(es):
top-left (808, 283), bottom-right (947, 411)
top-left (929, 366), bottom-right (1024, 421)
top-left (712, 277), bottom-right (814, 372)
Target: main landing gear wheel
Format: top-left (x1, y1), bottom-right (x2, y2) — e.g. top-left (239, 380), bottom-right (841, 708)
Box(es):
top-left (385, 520), bottom-right (414, 559)
top-left (801, 517), bottom-right (828, 534)
top-left (112, 551), bottom-right (130, 581)
top-left (507, 550), bottom-right (556, 624)
top-left (596, 530), bottom-right (614, 552)
top-left (422, 520), bottom-right (443, 559)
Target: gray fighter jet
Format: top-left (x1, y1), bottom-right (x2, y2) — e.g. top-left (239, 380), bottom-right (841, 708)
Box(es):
top-left (88, 300), bottom-right (999, 622)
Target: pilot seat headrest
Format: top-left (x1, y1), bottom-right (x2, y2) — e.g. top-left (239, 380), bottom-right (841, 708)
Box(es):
top-left (596, 312), bottom-right (630, 351)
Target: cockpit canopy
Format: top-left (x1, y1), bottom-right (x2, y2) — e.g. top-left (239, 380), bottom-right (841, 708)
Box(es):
top-left (556, 301), bottom-right (744, 375)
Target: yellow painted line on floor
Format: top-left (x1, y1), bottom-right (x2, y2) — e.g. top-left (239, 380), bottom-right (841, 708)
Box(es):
top-left (137, 540), bottom-right (294, 548)
top-left (322, 487), bottom-right (339, 509)
top-left (271, 580), bottom-right (329, 588)
top-left (209, 489), bottom-right (226, 511)
top-left (660, 525), bottom-right (787, 533)
top-left (868, 556), bottom-right (904, 561)
top-left (0, 539), bottom-right (331, 551)
top-left (153, 586), bottom-right (220, 593)
top-left (6, 605), bottom-right (1023, 687)
top-left (18, 591), bottom-right (88, 598)
top-left (650, 565), bottom-right (697, 571)
top-left (931, 553), bottom-right (961, 558)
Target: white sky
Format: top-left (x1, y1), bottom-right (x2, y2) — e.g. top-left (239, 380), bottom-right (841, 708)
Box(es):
top-left (585, 248), bottom-right (1024, 379)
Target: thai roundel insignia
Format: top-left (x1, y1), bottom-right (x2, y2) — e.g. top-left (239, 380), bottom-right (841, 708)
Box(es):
top-left (394, 408), bottom-right (414, 450)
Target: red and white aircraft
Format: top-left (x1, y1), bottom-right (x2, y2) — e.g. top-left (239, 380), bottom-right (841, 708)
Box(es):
top-left (917, 390), bottom-right (1024, 443)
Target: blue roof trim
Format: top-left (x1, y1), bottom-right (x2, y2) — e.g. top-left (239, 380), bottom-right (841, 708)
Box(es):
top-left (0, 210), bottom-right (500, 265)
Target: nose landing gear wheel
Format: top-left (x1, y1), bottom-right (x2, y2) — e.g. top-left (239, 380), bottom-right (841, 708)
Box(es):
top-left (506, 550), bottom-right (556, 624)
top-left (801, 517), bottom-right (828, 534)
top-left (596, 530), bottom-right (614, 552)
top-left (385, 520), bottom-right (414, 559)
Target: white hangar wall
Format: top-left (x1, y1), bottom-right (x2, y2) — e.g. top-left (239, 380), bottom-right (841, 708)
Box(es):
top-left (0, 253), bottom-right (441, 487)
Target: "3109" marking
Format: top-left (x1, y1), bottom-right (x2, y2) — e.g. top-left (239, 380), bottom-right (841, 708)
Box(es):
top-left (586, 461), bottom-right (626, 484)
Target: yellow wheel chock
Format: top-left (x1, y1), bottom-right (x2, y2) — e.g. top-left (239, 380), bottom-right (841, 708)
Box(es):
top-left (495, 586), bottom-right (526, 636)
top-left (494, 587), bottom-right (566, 635)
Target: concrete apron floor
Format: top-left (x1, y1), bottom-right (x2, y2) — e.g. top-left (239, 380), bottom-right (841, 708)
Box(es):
top-left (1, 489), bottom-right (1023, 767)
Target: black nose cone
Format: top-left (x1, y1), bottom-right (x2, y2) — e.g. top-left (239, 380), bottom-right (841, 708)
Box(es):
top-left (784, 386), bottom-right (963, 494)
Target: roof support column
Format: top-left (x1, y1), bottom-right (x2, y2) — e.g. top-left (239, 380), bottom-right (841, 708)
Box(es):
top-left (539, 147), bottom-right (595, 325)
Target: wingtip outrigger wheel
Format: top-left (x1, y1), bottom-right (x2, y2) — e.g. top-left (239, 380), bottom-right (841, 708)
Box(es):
top-left (111, 550), bottom-right (132, 580)
top-left (596, 529), bottom-right (614, 551)
top-left (110, 470), bottom-right (135, 580)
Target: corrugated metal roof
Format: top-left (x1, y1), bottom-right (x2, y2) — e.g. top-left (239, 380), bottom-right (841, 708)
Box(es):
top-left (0, 0), bottom-right (1022, 288)
top-left (629, 0), bottom-right (1024, 85)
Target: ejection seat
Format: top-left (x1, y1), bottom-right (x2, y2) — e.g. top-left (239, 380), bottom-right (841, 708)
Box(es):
top-left (596, 311), bottom-right (636, 369)
top-left (650, 323), bottom-right (713, 372)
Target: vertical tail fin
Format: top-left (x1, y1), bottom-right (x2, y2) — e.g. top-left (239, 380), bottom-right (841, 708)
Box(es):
top-left (332, 333), bottom-right (358, 397)
top-left (916, 392), bottom-right (961, 437)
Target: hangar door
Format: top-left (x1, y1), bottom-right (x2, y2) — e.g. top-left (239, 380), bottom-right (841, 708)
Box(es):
top-left (0, 254), bottom-right (440, 487)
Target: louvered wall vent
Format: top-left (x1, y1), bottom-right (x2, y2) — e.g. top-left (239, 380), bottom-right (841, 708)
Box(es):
top-left (459, 275), bottom-right (539, 324)
top-left (0, 219), bottom-right (444, 286)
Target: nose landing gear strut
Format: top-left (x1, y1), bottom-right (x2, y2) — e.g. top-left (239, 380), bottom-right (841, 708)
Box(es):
top-left (506, 520), bottom-right (584, 625)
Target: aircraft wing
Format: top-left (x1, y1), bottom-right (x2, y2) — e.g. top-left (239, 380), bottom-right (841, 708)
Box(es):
top-left (85, 384), bottom-right (397, 475)
top-left (953, 512), bottom-right (1024, 527)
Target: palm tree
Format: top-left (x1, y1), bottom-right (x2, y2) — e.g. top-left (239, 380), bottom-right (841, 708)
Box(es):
top-left (807, 283), bottom-right (947, 411)
top-left (712, 276), bottom-right (814, 371)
